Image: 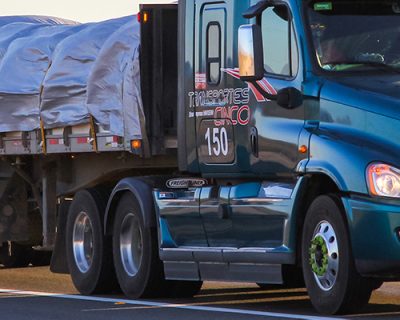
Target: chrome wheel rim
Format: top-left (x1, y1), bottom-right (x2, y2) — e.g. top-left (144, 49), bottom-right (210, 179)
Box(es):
top-left (72, 212), bottom-right (94, 273)
top-left (309, 220), bottom-right (339, 291)
top-left (120, 213), bottom-right (143, 277)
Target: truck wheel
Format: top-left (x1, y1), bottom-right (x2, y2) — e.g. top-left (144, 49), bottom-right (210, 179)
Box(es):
top-left (112, 193), bottom-right (165, 298)
top-left (302, 195), bottom-right (373, 315)
top-left (66, 189), bottom-right (116, 295)
top-left (0, 242), bottom-right (31, 268)
top-left (112, 193), bottom-right (203, 298)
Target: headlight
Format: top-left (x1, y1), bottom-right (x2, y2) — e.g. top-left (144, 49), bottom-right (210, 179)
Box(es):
top-left (367, 163), bottom-right (400, 198)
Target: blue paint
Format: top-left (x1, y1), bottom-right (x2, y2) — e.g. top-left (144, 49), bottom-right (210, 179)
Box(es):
top-left (161, 0), bottom-right (400, 278)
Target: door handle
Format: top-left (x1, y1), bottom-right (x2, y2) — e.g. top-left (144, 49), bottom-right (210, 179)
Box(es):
top-left (250, 127), bottom-right (258, 157)
top-left (218, 203), bottom-right (231, 219)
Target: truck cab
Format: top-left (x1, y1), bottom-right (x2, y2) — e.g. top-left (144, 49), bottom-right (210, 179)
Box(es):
top-left (150, 0), bottom-right (400, 314)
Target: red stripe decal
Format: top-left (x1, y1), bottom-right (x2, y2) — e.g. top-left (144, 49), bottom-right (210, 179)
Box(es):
top-left (257, 80), bottom-right (272, 95)
top-left (248, 83), bottom-right (266, 102)
top-left (228, 69), bottom-right (240, 75)
top-left (223, 68), bottom-right (279, 102)
top-left (224, 69), bottom-right (241, 79)
top-left (261, 78), bottom-right (277, 94)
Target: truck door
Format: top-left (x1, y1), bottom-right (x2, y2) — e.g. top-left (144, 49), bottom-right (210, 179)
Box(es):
top-left (200, 2), bottom-right (306, 249)
top-left (250, 3), bottom-right (305, 177)
top-left (228, 3), bottom-right (306, 248)
top-left (194, 1), bottom-right (247, 248)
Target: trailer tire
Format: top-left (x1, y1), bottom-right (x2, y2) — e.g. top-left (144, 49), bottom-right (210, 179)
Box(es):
top-left (302, 195), bottom-right (373, 315)
top-left (66, 188), bottom-right (117, 295)
top-left (112, 192), bottom-right (165, 298)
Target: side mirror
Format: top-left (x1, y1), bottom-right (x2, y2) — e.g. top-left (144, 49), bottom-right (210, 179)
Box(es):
top-left (238, 24), bottom-right (264, 81)
top-left (277, 87), bottom-right (303, 109)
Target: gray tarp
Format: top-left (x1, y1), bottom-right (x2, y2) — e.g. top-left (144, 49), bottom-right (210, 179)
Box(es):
top-left (0, 15), bottom-right (143, 140)
top-left (0, 16), bottom-right (79, 27)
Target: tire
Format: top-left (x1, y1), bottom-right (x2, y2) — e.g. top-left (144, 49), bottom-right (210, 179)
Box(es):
top-left (302, 195), bottom-right (373, 315)
top-left (0, 242), bottom-right (31, 268)
top-left (112, 192), bottom-right (202, 298)
top-left (66, 188), bottom-right (117, 295)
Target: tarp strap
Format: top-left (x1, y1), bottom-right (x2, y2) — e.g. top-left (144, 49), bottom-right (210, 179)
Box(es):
top-left (89, 115), bottom-right (98, 153)
top-left (40, 118), bottom-right (47, 155)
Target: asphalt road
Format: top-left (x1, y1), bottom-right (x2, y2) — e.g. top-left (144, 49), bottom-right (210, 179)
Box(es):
top-left (0, 266), bottom-right (400, 320)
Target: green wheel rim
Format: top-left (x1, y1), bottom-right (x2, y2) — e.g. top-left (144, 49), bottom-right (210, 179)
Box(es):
top-left (309, 221), bottom-right (339, 291)
top-left (309, 235), bottom-right (329, 276)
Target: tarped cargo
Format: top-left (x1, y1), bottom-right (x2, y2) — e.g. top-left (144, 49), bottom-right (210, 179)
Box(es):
top-left (0, 15), bottom-right (143, 140)
top-left (0, 16), bottom-right (78, 27)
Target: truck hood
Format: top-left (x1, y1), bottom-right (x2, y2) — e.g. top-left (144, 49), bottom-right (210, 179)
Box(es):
top-left (311, 74), bottom-right (400, 194)
top-left (320, 74), bottom-right (400, 120)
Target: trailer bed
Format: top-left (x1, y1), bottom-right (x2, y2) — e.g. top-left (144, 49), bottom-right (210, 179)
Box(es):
top-left (0, 8), bottom-right (178, 157)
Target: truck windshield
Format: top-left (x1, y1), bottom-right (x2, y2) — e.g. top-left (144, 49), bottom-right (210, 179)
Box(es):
top-left (307, 0), bottom-right (400, 73)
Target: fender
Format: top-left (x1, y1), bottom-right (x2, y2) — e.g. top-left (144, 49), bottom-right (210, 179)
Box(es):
top-left (306, 125), bottom-right (388, 195)
top-left (307, 83), bottom-right (400, 195)
top-left (104, 177), bottom-right (159, 235)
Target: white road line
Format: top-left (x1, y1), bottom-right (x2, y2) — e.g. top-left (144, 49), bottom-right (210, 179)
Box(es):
top-left (0, 294), bottom-right (34, 299)
top-left (0, 289), bottom-right (345, 320)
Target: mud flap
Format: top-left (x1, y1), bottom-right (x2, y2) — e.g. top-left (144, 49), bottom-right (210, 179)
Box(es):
top-left (0, 174), bottom-right (29, 243)
top-left (50, 199), bottom-right (71, 274)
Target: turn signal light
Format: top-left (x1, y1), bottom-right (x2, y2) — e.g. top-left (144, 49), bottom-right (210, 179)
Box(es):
top-left (131, 139), bottom-right (142, 150)
top-left (299, 145), bottom-right (308, 154)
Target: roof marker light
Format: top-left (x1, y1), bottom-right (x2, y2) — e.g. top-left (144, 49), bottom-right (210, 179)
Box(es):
top-left (138, 11), bottom-right (149, 24)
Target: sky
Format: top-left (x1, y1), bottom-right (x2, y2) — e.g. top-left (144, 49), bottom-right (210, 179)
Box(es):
top-left (0, 0), bottom-right (175, 23)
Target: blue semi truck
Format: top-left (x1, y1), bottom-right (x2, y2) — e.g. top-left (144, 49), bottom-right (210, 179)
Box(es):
top-left (0, 0), bottom-right (399, 315)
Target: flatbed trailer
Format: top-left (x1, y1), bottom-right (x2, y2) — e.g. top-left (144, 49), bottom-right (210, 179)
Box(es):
top-left (0, 5), bottom-right (178, 260)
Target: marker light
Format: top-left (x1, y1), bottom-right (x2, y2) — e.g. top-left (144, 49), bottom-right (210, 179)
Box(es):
top-left (367, 163), bottom-right (400, 198)
top-left (138, 11), bottom-right (149, 24)
top-left (131, 139), bottom-right (142, 150)
top-left (299, 145), bottom-right (308, 154)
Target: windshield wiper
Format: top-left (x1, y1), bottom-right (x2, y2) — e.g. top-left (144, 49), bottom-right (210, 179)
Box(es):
top-left (322, 61), bottom-right (400, 74)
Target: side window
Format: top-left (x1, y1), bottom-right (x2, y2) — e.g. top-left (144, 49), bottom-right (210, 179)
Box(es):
top-left (261, 6), bottom-right (299, 77)
top-left (206, 22), bottom-right (221, 84)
